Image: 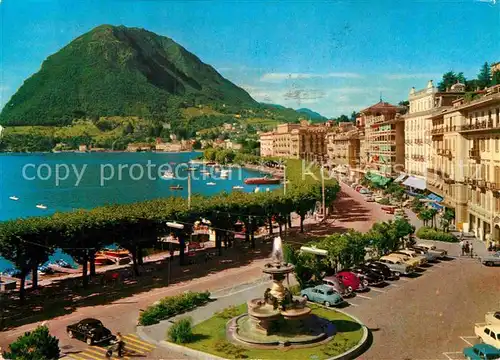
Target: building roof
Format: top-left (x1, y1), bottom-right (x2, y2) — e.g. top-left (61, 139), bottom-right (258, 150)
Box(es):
top-left (360, 101), bottom-right (399, 114)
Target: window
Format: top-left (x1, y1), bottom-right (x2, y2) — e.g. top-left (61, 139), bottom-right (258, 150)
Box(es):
top-left (487, 139), bottom-right (490, 152)
top-left (484, 328), bottom-right (491, 335)
top-left (481, 139), bottom-right (485, 152)
top-left (496, 138), bottom-right (499, 152)
top-left (490, 331), bottom-right (497, 340)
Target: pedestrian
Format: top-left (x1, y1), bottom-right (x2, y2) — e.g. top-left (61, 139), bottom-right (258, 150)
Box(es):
top-left (470, 244), bottom-right (474, 258)
top-left (116, 332), bottom-right (124, 358)
top-left (489, 241), bottom-right (494, 252)
top-left (464, 241), bottom-right (470, 255)
top-left (459, 239), bottom-right (465, 256)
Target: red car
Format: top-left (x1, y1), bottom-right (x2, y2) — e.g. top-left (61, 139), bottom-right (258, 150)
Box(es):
top-left (335, 271), bottom-right (367, 292)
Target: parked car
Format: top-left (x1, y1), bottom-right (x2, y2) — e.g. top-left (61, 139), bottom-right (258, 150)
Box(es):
top-left (486, 311), bottom-right (500, 325)
top-left (359, 188), bottom-right (372, 195)
top-left (409, 246), bottom-right (438, 262)
top-left (364, 261), bottom-right (400, 280)
top-left (364, 195), bottom-right (375, 202)
top-left (350, 266), bottom-right (385, 286)
top-left (351, 183), bottom-right (359, 189)
top-left (355, 185), bottom-right (363, 192)
top-left (377, 256), bottom-right (415, 277)
top-left (463, 344), bottom-right (500, 360)
top-left (67, 318), bottom-right (115, 345)
top-left (480, 251), bottom-right (500, 266)
top-left (386, 253), bottom-right (421, 268)
top-left (474, 323), bottom-right (500, 349)
top-left (335, 270), bottom-right (368, 292)
top-left (322, 275), bottom-right (352, 296)
top-left (394, 249), bottom-right (427, 266)
top-left (300, 285), bottom-right (345, 307)
top-left (416, 243), bottom-right (448, 259)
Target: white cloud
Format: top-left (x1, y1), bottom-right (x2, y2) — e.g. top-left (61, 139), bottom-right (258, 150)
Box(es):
top-left (260, 72), bottom-right (362, 82)
top-left (384, 73), bottom-right (441, 80)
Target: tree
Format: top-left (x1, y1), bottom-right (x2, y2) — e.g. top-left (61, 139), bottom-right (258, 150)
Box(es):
top-left (4, 325), bottom-right (60, 360)
top-left (477, 62), bottom-right (491, 89)
top-left (438, 71), bottom-right (466, 91)
top-left (350, 111), bottom-right (358, 122)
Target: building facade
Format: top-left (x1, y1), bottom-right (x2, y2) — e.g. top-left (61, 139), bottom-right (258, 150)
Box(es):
top-left (404, 80), bottom-right (465, 180)
top-left (326, 127), bottom-right (361, 181)
top-left (258, 120), bottom-right (329, 161)
top-left (429, 85), bottom-right (500, 243)
top-left (358, 101), bottom-right (405, 177)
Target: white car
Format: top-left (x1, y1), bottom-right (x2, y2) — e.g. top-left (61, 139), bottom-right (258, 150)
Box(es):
top-left (474, 323), bottom-right (500, 349)
top-left (486, 311), bottom-right (500, 325)
top-left (416, 243), bottom-right (448, 259)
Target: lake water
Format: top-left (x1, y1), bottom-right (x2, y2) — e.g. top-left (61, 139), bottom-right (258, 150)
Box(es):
top-left (0, 152), bottom-right (278, 272)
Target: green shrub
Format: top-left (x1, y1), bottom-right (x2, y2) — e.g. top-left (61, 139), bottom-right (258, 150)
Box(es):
top-left (214, 305), bottom-right (240, 320)
top-left (3, 325), bottom-right (60, 360)
top-left (378, 197), bottom-right (390, 205)
top-left (168, 317), bottom-right (194, 344)
top-left (139, 291), bottom-right (210, 326)
top-left (416, 226), bottom-right (457, 243)
top-left (214, 339), bottom-right (247, 358)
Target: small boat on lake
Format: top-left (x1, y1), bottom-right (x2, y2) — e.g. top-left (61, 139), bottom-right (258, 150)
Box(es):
top-left (244, 176), bottom-right (281, 185)
top-left (232, 185), bottom-right (244, 190)
top-left (220, 169), bottom-right (230, 179)
top-left (36, 204), bottom-right (47, 210)
top-left (9, 196), bottom-right (19, 201)
top-left (170, 185), bottom-right (183, 190)
top-left (206, 182), bottom-right (216, 186)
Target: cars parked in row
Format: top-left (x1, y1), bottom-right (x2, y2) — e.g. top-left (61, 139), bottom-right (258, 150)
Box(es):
top-left (410, 245), bottom-right (438, 262)
top-left (335, 271), bottom-right (368, 292)
top-left (377, 256), bottom-right (415, 277)
top-left (486, 311), bottom-right (500, 325)
top-left (364, 261), bottom-right (400, 280)
top-left (480, 251), bottom-right (500, 266)
top-left (463, 344), bottom-right (500, 360)
top-left (474, 323), bottom-right (500, 349)
top-left (301, 285), bottom-right (345, 307)
top-left (350, 266), bottom-right (385, 286)
top-left (322, 275), bottom-right (352, 296)
top-left (416, 243), bottom-right (448, 259)
top-left (394, 249), bottom-right (427, 266)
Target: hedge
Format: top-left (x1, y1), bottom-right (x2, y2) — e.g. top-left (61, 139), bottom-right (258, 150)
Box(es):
top-left (416, 226), bottom-right (457, 243)
top-left (139, 291), bottom-right (211, 326)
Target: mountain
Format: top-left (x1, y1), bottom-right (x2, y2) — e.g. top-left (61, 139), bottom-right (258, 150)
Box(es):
top-left (295, 108), bottom-right (328, 121)
top-left (0, 25), bottom-right (258, 126)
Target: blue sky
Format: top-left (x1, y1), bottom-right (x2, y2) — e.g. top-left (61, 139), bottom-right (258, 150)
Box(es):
top-left (1, 0), bottom-right (499, 118)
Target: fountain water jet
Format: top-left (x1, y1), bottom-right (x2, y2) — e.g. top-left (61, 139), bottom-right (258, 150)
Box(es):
top-left (227, 237), bottom-right (334, 348)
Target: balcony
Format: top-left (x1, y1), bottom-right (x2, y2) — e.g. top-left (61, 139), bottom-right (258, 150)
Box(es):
top-left (445, 149), bottom-right (453, 159)
top-left (428, 168), bottom-right (436, 174)
top-left (478, 180), bottom-right (487, 189)
top-left (436, 149), bottom-right (444, 155)
top-left (459, 120), bottom-right (495, 133)
top-left (431, 128), bottom-right (444, 136)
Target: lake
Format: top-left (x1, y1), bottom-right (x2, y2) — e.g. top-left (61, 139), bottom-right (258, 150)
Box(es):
top-left (0, 152), bottom-right (278, 271)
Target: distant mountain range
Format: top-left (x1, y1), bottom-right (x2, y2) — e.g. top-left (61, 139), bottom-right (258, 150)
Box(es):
top-left (0, 25), bottom-right (304, 127)
top-left (262, 104), bottom-right (328, 122)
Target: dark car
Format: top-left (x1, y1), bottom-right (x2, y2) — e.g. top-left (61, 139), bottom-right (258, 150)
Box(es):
top-left (67, 318), bottom-right (115, 345)
top-left (365, 261), bottom-right (399, 280)
top-left (350, 266), bottom-right (385, 286)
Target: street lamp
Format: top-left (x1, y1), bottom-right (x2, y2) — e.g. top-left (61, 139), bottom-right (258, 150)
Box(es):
top-left (164, 222), bottom-right (185, 285)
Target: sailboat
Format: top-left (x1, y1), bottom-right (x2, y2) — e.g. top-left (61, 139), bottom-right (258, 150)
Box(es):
top-left (36, 204), bottom-right (47, 209)
top-left (9, 196), bottom-right (19, 201)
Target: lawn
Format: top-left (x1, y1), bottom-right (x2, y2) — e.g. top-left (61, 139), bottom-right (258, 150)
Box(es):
top-left (182, 303), bottom-right (364, 360)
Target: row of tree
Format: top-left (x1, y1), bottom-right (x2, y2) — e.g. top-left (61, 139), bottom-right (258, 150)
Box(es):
top-left (437, 62), bottom-right (500, 92)
top-left (284, 219), bottom-right (415, 288)
top-left (0, 160), bottom-right (339, 302)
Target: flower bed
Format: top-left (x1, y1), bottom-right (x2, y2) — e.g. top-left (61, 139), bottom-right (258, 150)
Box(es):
top-left (139, 291), bottom-right (211, 326)
top-left (416, 227), bottom-right (457, 243)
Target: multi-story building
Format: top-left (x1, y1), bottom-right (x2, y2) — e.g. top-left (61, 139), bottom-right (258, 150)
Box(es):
top-left (404, 80), bottom-right (465, 182)
top-left (326, 127), bottom-right (361, 181)
top-left (429, 85), bottom-right (500, 243)
top-left (258, 120), bottom-right (329, 161)
top-left (358, 101), bottom-right (405, 178)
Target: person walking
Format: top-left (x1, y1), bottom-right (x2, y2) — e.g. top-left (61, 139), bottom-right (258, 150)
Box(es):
top-left (470, 244), bottom-right (474, 258)
top-left (464, 241), bottom-right (470, 256)
top-left (459, 239), bottom-right (465, 256)
top-left (116, 332), bottom-right (124, 358)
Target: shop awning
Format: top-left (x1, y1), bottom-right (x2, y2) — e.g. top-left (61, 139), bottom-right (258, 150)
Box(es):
top-left (394, 173), bottom-right (407, 183)
top-left (402, 176), bottom-right (426, 190)
top-left (426, 193), bottom-right (443, 210)
top-left (365, 173), bottom-right (391, 187)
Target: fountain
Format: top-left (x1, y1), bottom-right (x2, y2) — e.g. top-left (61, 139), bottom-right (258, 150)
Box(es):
top-left (228, 237), bottom-right (335, 348)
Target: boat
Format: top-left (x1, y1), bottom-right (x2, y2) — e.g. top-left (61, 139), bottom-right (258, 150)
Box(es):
top-left (170, 185), bottom-right (183, 190)
top-left (101, 249), bottom-right (131, 265)
top-left (232, 185), bottom-right (244, 190)
top-left (205, 162), bottom-right (217, 166)
top-left (244, 176), bottom-right (281, 185)
top-left (38, 265), bottom-right (55, 275)
top-left (94, 255), bottom-right (113, 266)
top-left (36, 204), bottom-right (47, 209)
top-left (161, 171), bottom-right (175, 180)
top-left (54, 259), bottom-right (73, 269)
top-left (187, 167), bottom-right (197, 171)
top-left (206, 182), bottom-right (216, 186)
top-left (9, 196), bottom-right (19, 201)
top-left (220, 169), bottom-right (230, 179)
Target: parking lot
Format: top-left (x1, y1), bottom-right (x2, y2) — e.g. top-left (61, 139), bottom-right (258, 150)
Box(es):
top-left (342, 254), bottom-right (499, 360)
